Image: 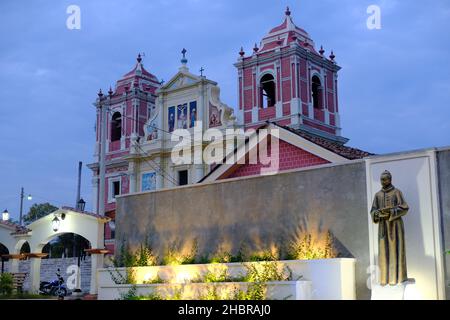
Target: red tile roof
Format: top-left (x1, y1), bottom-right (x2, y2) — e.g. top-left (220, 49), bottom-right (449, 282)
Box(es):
top-left (61, 207), bottom-right (110, 221)
top-left (199, 122), bottom-right (373, 182)
top-left (277, 124), bottom-right (374, 160)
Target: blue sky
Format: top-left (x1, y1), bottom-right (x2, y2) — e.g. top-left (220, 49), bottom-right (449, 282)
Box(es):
top-left (0, 0), bottom-right (449, 219)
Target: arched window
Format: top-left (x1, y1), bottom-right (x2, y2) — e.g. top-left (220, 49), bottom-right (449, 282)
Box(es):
top-left (260, 74), bottom-right (276, 108)
top-left (311, 75), bottom-right (322, 109)
top-left (111, 112), bottom-right (122, 142)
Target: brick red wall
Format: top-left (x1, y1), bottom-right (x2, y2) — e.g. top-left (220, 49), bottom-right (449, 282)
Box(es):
top-left (222, 139), bottom-right (329, 179)
top-left (259, 106), bottom-right (276, 121)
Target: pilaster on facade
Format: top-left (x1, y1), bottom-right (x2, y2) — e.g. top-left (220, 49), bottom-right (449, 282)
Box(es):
top-left (252, 107), bottom-right (259, 123)
top-left (275, 101), bottom-right (283, 118)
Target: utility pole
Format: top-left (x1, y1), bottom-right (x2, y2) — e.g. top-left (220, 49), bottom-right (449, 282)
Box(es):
top-left (74, 161), bottom-right (82, 258)
top-left (76, 161), bottom-right (82, 208)
top-left (19, 187), bottom-right (24, 226)
top-left (98, 89), bottom-right (107, 216)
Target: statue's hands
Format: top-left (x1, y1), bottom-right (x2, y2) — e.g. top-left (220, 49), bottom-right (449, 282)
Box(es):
top-left (378, 208), bottom-right (391, 219)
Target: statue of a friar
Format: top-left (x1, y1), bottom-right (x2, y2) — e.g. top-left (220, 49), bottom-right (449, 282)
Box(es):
top-left (370, 170), bottom-right (409, 286)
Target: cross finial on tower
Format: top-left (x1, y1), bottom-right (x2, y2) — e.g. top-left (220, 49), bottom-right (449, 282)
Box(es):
top-left (200, 67), bottom-right (205, 77)
top-left (181, 48), bottom-right (188, 65)
top-left (239, 46), bottom-right (245, 57)
top-left (285, 6), bottom-right (291, 16)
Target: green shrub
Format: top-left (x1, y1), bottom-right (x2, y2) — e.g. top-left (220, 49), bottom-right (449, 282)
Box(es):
top-left (0, 273), bottom-right (14, 296)
top-left (286, 231), bottom-right (335, 260)
top-left (142, 274), bottom-right (165, 284)
top-left (162, 239), bottom-right (198, 266)
top-left (248, 249), bottom-right (279, 262)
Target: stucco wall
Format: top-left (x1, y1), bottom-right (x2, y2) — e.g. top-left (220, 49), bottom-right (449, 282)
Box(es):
top-left (4, 257), bottom-right (92, 293)
top-left (437, 149), bottom-right (450, 298)
top-left (116, 161), bottom-right (371, 299)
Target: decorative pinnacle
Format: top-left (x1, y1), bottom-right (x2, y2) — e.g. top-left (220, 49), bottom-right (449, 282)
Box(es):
top-left (285, 6), bottom-right (291, 16)
top-left (329, 50), bottom-right (335, 61)
top-left (181, 48), bottom-right (188, 64)
top-left (319, 46), bottom-right (325, 55)
top-left (108, 86), bottom-right (113, 96)
top-left (303, 38), bottom-right (309, 47)
top-left (97, 89), bottom-right (103, 98)
top-left (137, 53), bottom-right (142, 63)
top-left (253, 43), bottom-right (259, 53)
top-left (239, 46), bottom-right (245, 57)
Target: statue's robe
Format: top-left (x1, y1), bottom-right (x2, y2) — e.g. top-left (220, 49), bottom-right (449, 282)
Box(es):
top-left (370, 185), bottom-right (409, 285)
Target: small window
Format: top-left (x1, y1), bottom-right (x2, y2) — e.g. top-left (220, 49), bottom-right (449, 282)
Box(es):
top-left (312, 76), bottom-right (322, 109)
top-left (109, 179), bottom-right (121, 202)
top-left (178, 170), bottom-right (188, 186)
top-left (113, 181), bottom-right (121, 198)
top-left (260, 74), bottom-right (276, 108)
top-left (111, 112), bottom-right (122, 142)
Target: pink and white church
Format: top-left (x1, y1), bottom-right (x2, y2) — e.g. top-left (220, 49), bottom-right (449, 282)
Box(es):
top-left (88, 8), bottom-right (371, 253)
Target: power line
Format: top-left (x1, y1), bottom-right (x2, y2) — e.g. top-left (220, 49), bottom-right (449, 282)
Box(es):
top-left (104, 105), bottom-right (196, 143)
top-left (134, 142), bottom-right (179, 186)
top-left (102, 105), bottom-right (194, 186)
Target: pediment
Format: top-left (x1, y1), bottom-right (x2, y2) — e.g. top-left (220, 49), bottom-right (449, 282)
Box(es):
top-left (163, 72), bottom-right (199, 91)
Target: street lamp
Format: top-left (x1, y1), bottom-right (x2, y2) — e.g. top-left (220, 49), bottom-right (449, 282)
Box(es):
top-left (77, 198), bottom-right (86, 212)
top-left (2, 209), bottom-right (9, 221)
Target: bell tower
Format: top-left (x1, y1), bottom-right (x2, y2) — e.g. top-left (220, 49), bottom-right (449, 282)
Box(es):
top-left (235, 7), bottom-right (346, 143)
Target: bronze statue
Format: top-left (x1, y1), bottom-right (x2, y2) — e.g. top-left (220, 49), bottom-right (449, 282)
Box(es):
top-left (370, 170), bottom-right (409, 286)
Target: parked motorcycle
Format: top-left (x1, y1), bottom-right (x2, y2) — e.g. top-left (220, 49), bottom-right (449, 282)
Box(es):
top-left (39, 268), bottom-right (68, 297)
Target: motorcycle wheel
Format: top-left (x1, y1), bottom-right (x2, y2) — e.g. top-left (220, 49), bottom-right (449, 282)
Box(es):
top-left (52, 287), bottom-right (67, 297)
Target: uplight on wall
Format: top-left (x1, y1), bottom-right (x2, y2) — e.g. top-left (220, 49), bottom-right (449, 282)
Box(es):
top-left (52, 213), bottom-right (66, 232)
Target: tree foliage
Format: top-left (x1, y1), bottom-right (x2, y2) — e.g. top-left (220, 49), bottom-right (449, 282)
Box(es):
top-left (23, 202), bottom-right (58, 224)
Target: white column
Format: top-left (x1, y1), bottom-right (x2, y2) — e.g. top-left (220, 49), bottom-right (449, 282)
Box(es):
top-left (29, 257), bottom-right (42, 294)
top-left (10, 258), bottom-right (19, 273)
top-left (198, 84), bottom-right (205, 126)
top-left (92, 177), bottom-right (99, 214)
top-left (128, 162), bottom-right (136, 193)
top-left (90, 254), bottom-right (104, 295)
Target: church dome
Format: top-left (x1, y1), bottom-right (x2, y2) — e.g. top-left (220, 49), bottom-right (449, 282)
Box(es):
top-left (112, 54), bottom-right (160, 96)
top-left (256, 7), bottom-right (318, 55)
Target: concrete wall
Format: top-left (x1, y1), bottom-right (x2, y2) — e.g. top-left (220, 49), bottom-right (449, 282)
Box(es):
top-left (4, 257), bottom-right (92, 293)
top-left (437, 149), bottom-right (450, 298)
top-left (116, 161), bottom-right (371, 299)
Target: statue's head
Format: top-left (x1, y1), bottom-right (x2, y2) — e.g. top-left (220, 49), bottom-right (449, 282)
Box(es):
top-left (380, 170), bottom-right (392, 189)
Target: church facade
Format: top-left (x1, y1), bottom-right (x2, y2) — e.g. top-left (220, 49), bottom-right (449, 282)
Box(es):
top-left (88, 8), bottom-right (371, 252)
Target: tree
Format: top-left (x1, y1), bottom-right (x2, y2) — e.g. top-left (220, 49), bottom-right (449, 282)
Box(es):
top-left (23, 202), bottom-right (58, 224)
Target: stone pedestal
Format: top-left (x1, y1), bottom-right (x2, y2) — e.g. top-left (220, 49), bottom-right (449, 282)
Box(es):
top-left (371, 279), bottom-right (417, 300)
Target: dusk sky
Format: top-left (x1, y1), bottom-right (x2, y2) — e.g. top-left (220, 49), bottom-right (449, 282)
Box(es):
top-left (0, 0), bottom-right (449, 220)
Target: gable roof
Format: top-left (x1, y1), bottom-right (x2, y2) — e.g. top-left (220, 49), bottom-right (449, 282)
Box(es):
top-left (199, 122), bottom-right (373, 183)
top-left (159, 66), bottom-right (217, 93)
